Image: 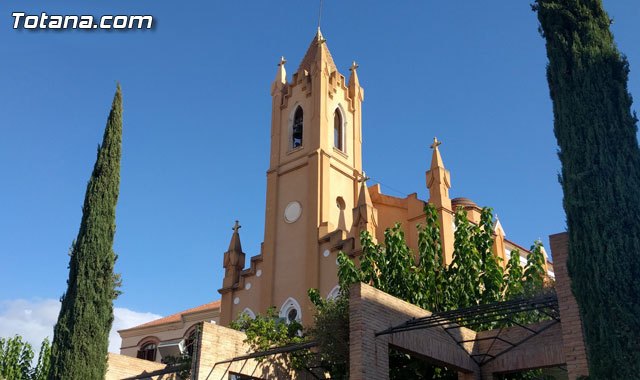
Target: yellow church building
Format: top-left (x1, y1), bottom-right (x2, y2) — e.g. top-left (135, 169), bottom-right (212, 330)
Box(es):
top-left (115, 29), bottom-right (554, 367)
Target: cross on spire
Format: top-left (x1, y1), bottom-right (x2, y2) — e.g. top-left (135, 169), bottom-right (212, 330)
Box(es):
top-left (359, 171), bottom-right (370, 183)
top-left (278, 56), bottom-right (286, 67)
top-left (430, 137), bottom-right (442, 150)
top-left (350, 61), bottom-right (359, 72)
top-left (232, 220), bottom-right (241, 233)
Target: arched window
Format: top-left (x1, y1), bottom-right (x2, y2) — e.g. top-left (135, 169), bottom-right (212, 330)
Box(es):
top-left (136, 341), bottom-right (157, 361)
top-left (279, 297), bottom-right (302, 323)
top-left (327, 285), bottom-right (341, 300)
top-left (292, 106), bottom-right (304, 149)
top-left (333, 108), bottom-right (344, 151)
top-left (241, 308), bottom-right (256, 319)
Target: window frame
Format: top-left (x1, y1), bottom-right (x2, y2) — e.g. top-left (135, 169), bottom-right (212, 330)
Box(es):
top-left (136, 339), bottom-right (158, 362)
top-left (279, 297), bottom-right (302, 324)
top-left (290, 106), bottom-right (304, 151)
top-left (333, 107), bottom-right (344, 152)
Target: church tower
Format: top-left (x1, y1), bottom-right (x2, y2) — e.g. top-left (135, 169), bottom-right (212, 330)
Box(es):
top-left (219, 29), bottom-right (365, 325)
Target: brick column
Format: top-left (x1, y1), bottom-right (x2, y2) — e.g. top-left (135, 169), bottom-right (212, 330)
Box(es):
top-left (549, 232), bottom-right (590, 379)
top-left (349, 283), bottom-right (389, 380)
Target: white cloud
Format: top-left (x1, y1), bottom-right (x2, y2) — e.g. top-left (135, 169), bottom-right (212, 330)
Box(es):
top-left (110, 307), bottom-right (162, 353)
top-left (0, 299), bottom-right (161, 354)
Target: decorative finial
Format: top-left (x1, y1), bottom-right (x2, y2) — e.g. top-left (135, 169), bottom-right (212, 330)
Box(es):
top-left (350, 61), bottom-right (359, 72)
top-left (278, 56), bottom-right (286, 66)
top-left (232, 220), bottom-right (241, 233)
top-left (359, 171), bottom-right (370, 183)
top-left (317, 0), bottom-right (324, 30)
top-left (430, 137), bottom-right (442, 150)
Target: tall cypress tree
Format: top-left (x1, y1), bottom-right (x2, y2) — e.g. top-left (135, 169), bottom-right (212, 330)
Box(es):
top-left (534, 1), bottom-right (640, 377)
top-left (48, 85), bottom-right (122, 379)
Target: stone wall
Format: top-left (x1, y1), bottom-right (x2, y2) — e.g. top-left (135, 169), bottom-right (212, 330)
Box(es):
top-left (193, 322), bottom-right (314, 380)
top-left (550, 232), bottom-right (590, 379)
top-left (106, 352), bottom-right (175, 380)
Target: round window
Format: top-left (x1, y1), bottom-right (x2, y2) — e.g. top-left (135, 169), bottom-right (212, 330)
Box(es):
top-left (284, 201), bottom-right (302, 223)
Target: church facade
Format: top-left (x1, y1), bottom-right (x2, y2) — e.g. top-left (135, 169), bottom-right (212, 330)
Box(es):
top-left (116, 29), bottom-right (554, 365)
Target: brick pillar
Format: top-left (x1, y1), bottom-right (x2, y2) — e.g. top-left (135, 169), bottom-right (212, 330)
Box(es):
top-left (459, 370), bottom-right (482, 380)
top-left (349, 283), bottom-right (389, 380)
top-left (549, 232), bottom-right (590, 379)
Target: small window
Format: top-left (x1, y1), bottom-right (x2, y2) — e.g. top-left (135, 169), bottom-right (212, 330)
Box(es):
top-left (333, 109), bottom-right (343, 151)
top-left (327, 285), bottom-right (341, 300)
top-left (279, 297), bottom-right (301, 323)
top-left (136, 342), bottom-right (157, 361)
top-left (292, 107), bottom-right (304, 149)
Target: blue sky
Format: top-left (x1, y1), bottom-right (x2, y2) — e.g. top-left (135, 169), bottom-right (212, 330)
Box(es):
top-left (1, 1), bottom-right (639, 344)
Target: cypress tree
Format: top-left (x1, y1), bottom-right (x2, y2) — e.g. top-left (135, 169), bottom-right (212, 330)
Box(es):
top-left (534, 1), bottom-right (640, 376)
top-left (48, 85), bottom-right (122, 379)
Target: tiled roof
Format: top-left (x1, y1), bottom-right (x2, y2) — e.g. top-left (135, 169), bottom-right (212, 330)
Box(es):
top-left (125, 300), bottom-right (221, 330)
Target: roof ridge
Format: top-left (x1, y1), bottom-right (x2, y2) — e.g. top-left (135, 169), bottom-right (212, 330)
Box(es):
top-left (122, 300), bottom-right (221, 331)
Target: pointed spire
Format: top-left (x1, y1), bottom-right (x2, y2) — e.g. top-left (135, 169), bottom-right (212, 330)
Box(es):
top-left (275, 56), bottom-right (287, 85)
top-left (228, 220), bottom-right (243, 253)
top-left (356, 171), bottom-right (373, 207)
top-left (430, 137), bottom-right (445, 170)
top-left (352, 171), bottom-right (377, 248)
top-left (426, 137), bottom-right (451, 208)
top-left (297, 29), bottom-right (336, 74)
top-left (348, 61), bottom-right (360, 94)
top-left (222, 220), bottom-right (246, 289)
top-left (494, 217), bottom-right (506, 237)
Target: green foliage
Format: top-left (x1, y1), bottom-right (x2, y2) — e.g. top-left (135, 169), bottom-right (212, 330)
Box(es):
top-left (0, 336), bottom-right (51, 380)
top-left (415, 203), bottom-right (447, 311)
top-left (535, 1), bottom-right (640, 376)
top-left (477, 208), bottom-right (504, 305)
top-left (311, 204), bottom-right (549, 378)
top-left (524, 240), bottom-right (547, 295)
top-left (161, 354), bottom-right (192, 380)
top-left (230, 307), bottom-right (306, 370)
top-left (388, 348), bottom-right (456, 380)
top-left (0, 336), bottom-right (33, 380)
top-left (495, 369), bottom-right (557, 380)
top-left (48, 85), bottom-right (123, 380)
top-left (504, 249), bottom-right (524, 299)
top-left (448, 208), bottom-right (482, 309)
top-left (31, 338), bottom-right (50, 380)
top-left (307, 289), bottom-right (350, 379)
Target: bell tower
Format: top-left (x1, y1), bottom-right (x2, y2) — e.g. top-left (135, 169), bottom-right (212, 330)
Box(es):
top-left (258, 29), bottom-right (365, 322)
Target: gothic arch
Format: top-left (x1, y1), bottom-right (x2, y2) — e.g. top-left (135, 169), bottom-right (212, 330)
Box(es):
top-left (333, 105), bottom-right (347, 152)
top-left (288, 104), bottom-right (304, 150)
top-left (327, 285), bottom-right (341, 300)
top-left (279, 297), bottom-right (302, 323)
top-left (241, 307), bottom-right (256, 319)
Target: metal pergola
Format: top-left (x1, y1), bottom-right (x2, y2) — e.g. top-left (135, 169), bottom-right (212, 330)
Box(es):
top-left (375, 293), bottom-right (561, 366)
